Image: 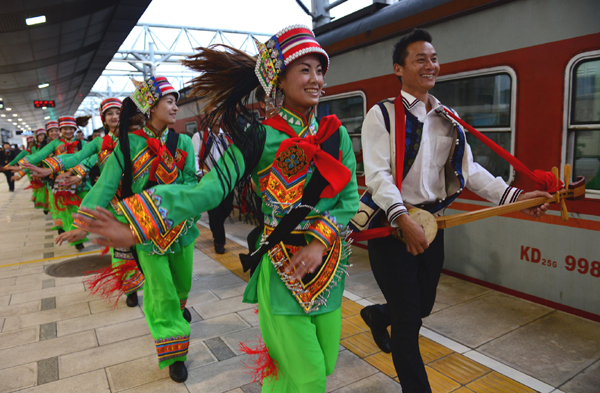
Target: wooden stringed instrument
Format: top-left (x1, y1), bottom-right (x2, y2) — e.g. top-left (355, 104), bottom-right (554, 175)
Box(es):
top-left (393, 165), bottom-right (586, 243)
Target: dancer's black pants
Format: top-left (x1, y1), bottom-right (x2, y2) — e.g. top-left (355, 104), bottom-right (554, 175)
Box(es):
top-left (3, 171), bottom-right (14, 191)
top-left (207, 191), bottom-right (234, 245)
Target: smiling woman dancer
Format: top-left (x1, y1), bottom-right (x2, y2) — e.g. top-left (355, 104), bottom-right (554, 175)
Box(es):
top-left (71, 76), bottom-right (199, 383)
top-left (75, 25), bottom-right (359, 392)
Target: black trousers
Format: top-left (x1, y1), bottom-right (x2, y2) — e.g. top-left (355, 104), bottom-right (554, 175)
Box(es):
top-left (368, 230), bottom-right (445, 393)
top-left (207, 191), bottom-right (234, 245)
top-left (3, 171), bottom-right (14, 191)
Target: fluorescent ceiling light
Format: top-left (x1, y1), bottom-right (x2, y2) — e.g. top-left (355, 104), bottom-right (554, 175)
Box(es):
top-left (6, 108), bottom-right (11, 111)
top-left (42, 107), bottom-right (47, 110)
top-left (26, 15), bottom-right (46, 26)
top-left (44, 116), bottom-right (50, 119)
top-left (38, 83), bottom-right (49, 89)
top-left (18, 118), bottom-right (22, 121)
top-left (12, 114), bottom-right (17, 117)
top-left (0, 114), bottom-right (4, 117)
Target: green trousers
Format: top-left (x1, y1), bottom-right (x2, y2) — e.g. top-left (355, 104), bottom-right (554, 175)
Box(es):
top-left (257, 257), bottom-right (342, 393)
top-left (33, 184), bottom-right (48, 210)
top-left (55, 190), bottom-right (88, 246)
top-left (46, 184), bottom-right (62, 230)
top-left (137, 242), bottom-right (194, 369)
top-left (111, 248), bottom-right (144, 296)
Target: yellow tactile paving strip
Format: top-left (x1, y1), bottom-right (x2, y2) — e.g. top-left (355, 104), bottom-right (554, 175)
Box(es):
top-left (195, 224), bottom-right (536, 393)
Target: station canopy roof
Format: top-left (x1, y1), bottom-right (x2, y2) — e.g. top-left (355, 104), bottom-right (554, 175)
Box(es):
top-left (0, 0), bottom-right (151, 134)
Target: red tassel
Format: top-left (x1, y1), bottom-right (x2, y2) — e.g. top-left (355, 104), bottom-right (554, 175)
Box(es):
top-left (239, 337), bottom-right (278, 385)
top-left (100, 247), bottom-right (110, 255)
top-left (84, 260), bottom-right (139, 307)
top-left (253, 305), bottom-right (259, 314)
top-left (54, 191), bottom-right (82, 211)
top-left (24, 185), bottom-right (33, 190)
top-left (31, 178), bottom-right (44, 190)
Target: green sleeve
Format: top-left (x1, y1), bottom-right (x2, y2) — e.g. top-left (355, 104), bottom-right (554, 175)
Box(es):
top-left (18, 140), bottom-right (58, 167)
top-left (180, 135), bottom-right (199, 186)
top-left (118, 145), bottom-right (245, 243)
top-left (8, 150), bottom-right (29, 166)
top-left (78, 147), bottom-right (123, 212)
top-left (49, 138), bottom-right (100, 172)
top-left (70, 154), bottom-right (98, 178)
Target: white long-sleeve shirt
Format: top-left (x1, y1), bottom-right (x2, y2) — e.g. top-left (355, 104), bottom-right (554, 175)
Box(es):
top-left (191, 131), bottom-right (202, 176)
top-left (362, 90), bottom-right (521, 226)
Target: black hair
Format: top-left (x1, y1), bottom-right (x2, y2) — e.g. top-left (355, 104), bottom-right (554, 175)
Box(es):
top-left (254, 86), bottom-right (266, 105)
top-left (117, 97), bottom-right (140, 199)
top-left (392, 28), bottom-right (433, 67)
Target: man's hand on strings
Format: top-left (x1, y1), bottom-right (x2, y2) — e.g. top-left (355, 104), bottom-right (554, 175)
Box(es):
top-left (22, 162), bottom-right (53, 177)
top-left (517, 190), bottom-right (551, 218)
top-left (73, 206), bottom-right (136, 248)
top-left (55, 228), bottom-right (88, 246)
top-left (288, 239), bottom-right (327, 280)
top-left (396, 213), bottom-right (429, 255)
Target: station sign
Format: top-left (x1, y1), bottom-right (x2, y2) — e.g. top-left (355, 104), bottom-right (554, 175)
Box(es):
top-left (33, 100), bottom-right (55, 108)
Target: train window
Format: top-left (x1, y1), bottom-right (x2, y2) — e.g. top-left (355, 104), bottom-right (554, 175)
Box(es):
top-left (317, 91), bottom-right (366, 173)
top-left (185, 122), bottom-right (198, 137)
top-left (567, 54), bottom-right (600, 194)
top-left (430, 69), bottom-right (516, 182)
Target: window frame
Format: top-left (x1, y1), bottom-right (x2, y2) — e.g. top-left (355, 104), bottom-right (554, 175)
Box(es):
top-left (185, 121), bottom-right (198, 137)
top-left (433, 66), bottom-right (518, 184)
top-left (563, 50), bottom-right (600, 199)
top-left (318, 90), bottom-right (367, 174)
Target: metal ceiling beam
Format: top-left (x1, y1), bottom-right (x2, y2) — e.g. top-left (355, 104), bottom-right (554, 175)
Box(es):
top-left (76, 23), bottom-right (272, 128)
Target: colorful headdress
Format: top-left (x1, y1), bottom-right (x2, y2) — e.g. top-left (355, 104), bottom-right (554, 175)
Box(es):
top-left (100, 98), bottom-right (122, 119)
top-left (26, 136), bottom-right (35, 143)
top-left (35, 128), bottom-right (46, 136)
top-left (46, 120), bottom-right (58, 131)
top-left (58, 116), bottom-right (77, 129)
top-left (254, 25), bottom-right (329, 99)
top-left (130, 76), bottom-right (179, 114)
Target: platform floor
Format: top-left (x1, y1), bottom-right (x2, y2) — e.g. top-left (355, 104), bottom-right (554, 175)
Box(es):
top-left (1, 177), bottom-right (599, 392)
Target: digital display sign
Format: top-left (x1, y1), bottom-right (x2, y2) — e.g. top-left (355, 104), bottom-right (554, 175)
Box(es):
top-left (33, 100), bottom-right (55, 108)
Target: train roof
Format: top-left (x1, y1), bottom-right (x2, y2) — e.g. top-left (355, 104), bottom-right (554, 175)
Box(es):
top-left (316, 0), bottom-right (506, 55)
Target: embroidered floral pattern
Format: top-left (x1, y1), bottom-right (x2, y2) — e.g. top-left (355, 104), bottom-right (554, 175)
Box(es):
top-left (276, 143), bottom-right (307, 178)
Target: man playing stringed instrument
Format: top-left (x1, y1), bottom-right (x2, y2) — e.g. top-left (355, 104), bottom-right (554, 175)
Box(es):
top-left (359, 28), bottom-right (551, 393)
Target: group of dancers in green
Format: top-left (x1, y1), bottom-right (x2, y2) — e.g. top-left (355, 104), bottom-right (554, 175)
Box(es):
top-left (8, 25), bottom-right (357, 389)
